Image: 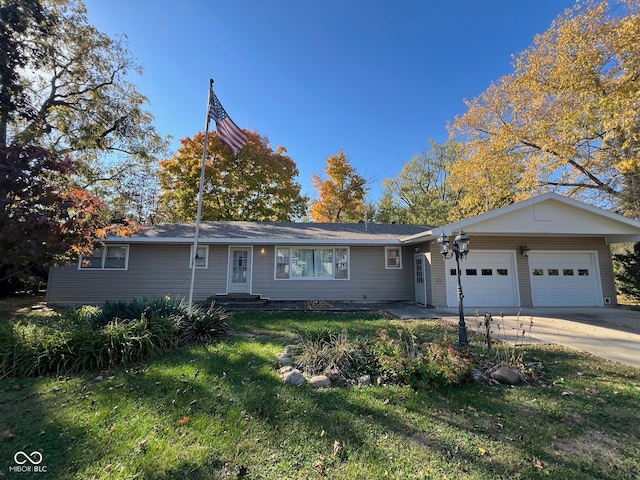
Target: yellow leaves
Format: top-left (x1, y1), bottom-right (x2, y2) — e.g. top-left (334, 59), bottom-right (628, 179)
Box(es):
top-left (310, 150), bottom-right (368, 222)
top-left (618, 158), bottom-right (639, 174)
top-left (449, 0), bottom-right (640, 213)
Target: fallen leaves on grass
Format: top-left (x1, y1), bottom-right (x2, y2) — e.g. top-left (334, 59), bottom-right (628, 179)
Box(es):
top-left (180, 416), bottom-right (189, 425)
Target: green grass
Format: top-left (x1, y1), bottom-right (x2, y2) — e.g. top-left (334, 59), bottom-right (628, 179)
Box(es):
top-left (1, 310), bottom-right (639, 479)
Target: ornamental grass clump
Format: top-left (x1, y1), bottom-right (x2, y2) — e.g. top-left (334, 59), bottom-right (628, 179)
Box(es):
top-left (292, 325), bottom-right (473, 390)
top-left (0, 297), bottom-right (230, 378)
top-left (293, 329), bottom-right (374, 379)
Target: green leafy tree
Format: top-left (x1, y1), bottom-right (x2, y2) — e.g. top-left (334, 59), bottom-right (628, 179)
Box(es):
top-left (377, 139), bottom-right (461, 225)
top-left (449, 0), bottom-right (640, 219)
top-left (159, 131), bottom-right (307, 221)
top-left (1, 0), bottom-right (167, 189)
top-left (0, 0), bottom-right (163, 290)
top-left (614, 243), bottom-right (640, 302)
top-left (310, 149), bottom-right (369, 223)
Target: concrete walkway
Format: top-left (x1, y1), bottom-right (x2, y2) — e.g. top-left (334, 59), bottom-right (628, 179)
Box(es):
top-left (385, 304), bottom-right (640, 368)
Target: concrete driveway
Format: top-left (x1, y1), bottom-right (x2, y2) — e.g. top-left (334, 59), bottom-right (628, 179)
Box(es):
top-left (385, 305), bottom-right (640, 368)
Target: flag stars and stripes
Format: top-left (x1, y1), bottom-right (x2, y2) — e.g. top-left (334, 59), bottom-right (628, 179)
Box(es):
top-left (208, 92), bottom-right (248, 154)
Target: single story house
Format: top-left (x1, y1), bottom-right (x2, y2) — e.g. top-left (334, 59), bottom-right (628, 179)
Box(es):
top-left (46, 193), bottom-right (640, 308)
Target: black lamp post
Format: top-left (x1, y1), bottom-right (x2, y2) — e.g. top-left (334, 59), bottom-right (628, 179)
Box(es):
top-left (437, 230), bottom-right (470, 348)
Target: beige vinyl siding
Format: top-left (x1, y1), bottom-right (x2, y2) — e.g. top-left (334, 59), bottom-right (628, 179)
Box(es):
top-left (46, 244), bottom-right (229, 306)
top-left (252, 245), bottom-right (414, 302)
top-left (428, 235), bottom-right (615, 308)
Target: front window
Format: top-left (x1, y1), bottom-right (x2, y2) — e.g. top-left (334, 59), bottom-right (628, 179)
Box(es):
top-left (276, 246), bottom-right (349, 279)
top-left (190, 245), bottom-right (209, 269)
top-left (385, 247), bottom-right (402, 269)
top-left (80, 245), bottom-right (129, 270)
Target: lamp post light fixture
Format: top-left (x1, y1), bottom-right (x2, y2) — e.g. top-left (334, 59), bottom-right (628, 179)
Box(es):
top-left (437, 230), bottom-right (470, 348)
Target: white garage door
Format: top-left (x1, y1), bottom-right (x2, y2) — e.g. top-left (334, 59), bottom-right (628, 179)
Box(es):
top-left (529, 252), bottom-right (602, 307)
top-left (445, 251), bottom-right (518, 307)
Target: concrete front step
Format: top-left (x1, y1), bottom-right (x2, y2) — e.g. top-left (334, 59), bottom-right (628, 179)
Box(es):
top-left (206, 294), bottom-right (268, 310)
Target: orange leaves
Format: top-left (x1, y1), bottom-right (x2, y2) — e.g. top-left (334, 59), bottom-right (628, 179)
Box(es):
top-left (158, 130), bottom-right (307, 222)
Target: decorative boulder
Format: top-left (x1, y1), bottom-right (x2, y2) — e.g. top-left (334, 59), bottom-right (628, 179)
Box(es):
top-left (490, 366), bottom-right (523, 386)
top-left (282, 369), bottom-right (306, 386)
top-left (279, 356), bottom-right (291, 367)
top-left (309, 375), bottom-right (331, 388)
top-left (471, 368), bottom-right (489, 383)
top-left (283, 345), bottom-right (299, 356)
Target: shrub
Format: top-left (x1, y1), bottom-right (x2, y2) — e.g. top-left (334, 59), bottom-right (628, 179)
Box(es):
top-left (176, 303), bottom-right (230, 345)
top-left (292, 325), bottom-right (472, 390)
top-left (0, 297), bottom-right (231, 378)
top-left (293, 329), bottom-right (376, 378)
top-left (614, 242), bottom-right (640, 302)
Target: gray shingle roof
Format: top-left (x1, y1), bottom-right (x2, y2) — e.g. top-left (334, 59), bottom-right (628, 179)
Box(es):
top-left (121, 221), bottom-right (432, 243)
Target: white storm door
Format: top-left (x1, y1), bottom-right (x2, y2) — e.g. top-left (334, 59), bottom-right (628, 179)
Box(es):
top-left (228, 247), bottom-right (252, 293)
top-left (414, 254), bottom-right (427, 306)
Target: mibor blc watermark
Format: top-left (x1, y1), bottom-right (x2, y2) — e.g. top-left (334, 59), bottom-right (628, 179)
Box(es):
top-left (9, 451), bottom-right (47, 473)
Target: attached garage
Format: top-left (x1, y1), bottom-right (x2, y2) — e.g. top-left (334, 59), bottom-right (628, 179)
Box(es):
top-left (528, 251), bottom-right (603, 307)
top-left (445, 251), bottom-right (519, 307)
top-left (402, 193), bottom-right (640, 308)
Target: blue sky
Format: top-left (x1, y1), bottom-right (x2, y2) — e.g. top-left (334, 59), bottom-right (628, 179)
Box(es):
top-left (84, 0), bottom-right (577, 202)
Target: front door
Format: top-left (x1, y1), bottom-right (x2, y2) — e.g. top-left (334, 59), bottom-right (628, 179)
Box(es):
top-left (414, 253), bottom-right (427, 306)
top-left (228, 247), bottom-right (252, 293)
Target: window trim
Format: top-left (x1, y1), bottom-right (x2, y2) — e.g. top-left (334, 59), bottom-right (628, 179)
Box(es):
top-left (274, 246), bottom-right (350, 280)
top-left (190, 244), bottom-right (209, 269)
top-left (79, 244), bottom-right (130, 270)
top-left (384, 246), bottom-right (402, 269)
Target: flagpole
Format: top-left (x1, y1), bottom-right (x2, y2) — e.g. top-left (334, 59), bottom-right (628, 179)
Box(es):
top-left (188, 78), bottom-right (214, 316)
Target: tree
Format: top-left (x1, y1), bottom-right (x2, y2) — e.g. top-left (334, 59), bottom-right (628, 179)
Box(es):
top-left (310, 150), bottom-right (369, 223)
top-left (449, 0), bottom-right (640, 219)
top-left (614, 243), bottom-right (640, 301)
top-left (158, 131), bottom-right (308, 222)
top-left (1, 0), bottom-right (167, 185)
top-left (0, 144), bottom-right (134, 294)
top-left (377, 139), bottom-right (461, 225)
top-left (0, 0), bottom-right (164, 290)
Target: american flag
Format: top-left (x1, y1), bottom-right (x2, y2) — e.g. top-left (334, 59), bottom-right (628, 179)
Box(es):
top-left (208, 91), bottom-right (248, 154)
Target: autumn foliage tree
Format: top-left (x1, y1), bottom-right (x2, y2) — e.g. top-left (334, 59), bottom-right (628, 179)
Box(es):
top-left (449, 0), bottom-right (640, 219)
top-left (0, 145), bottom-right (122, 293)
top-left (0, 0), bottom-right (156, 291)
top-left (158, 131), bottom-right (307, 221)
top-left (310, 150), bottom-right (369, 223)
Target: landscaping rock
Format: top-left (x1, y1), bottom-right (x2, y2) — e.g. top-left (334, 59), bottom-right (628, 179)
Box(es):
top-left (490, 366), bottom-right (523, 385)
top-left (282, 369), bottom-right (306, 386)
top-left (358, 374), bottom-right (371, 386)
top-left (471, 368), bottom-right (489, 383)
top-left (279, 356), bottom-right (291, 367)
top-left (283, 345), bottom-right (299, 355)
top-left (309, 375), bottom-right (331, 388)
top-left (279, 366), bottom-right (294, 374)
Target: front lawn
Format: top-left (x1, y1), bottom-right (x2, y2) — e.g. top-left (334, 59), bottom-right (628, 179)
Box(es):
top-left (1, 309), bottom-right (639, 479)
